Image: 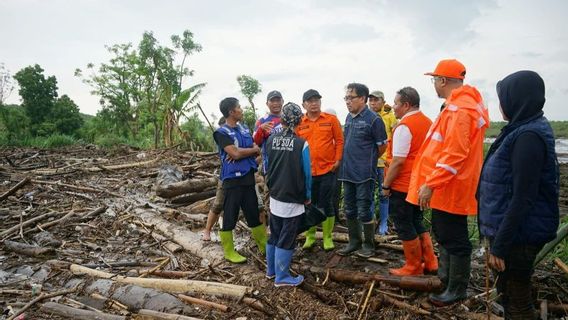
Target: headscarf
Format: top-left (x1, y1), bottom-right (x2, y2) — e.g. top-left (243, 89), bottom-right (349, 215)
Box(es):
top-left (488, 70), bottom-right (546, 156)
top-left (281, 102), bottom-right (303, 135)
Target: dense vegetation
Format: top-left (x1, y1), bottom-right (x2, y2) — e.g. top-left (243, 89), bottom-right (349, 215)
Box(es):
top-left (0, 30), bottom-right (264, 151)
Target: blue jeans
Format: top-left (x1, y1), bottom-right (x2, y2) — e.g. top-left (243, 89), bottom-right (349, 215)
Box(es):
top-left (370, 167), bottom-right (390, 234)
top-left (343, 180), bottom-right (374, 223)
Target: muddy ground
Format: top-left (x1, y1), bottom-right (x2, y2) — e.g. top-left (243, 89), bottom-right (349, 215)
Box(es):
top-left (0, 146), bottom-right (567, 320)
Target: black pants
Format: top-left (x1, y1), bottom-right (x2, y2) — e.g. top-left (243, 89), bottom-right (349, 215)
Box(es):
top-left (221, 185), bottom-right (260, 231)
top-left (390, 190), bottom-right (427, 241)
top-left (268, 214), bottom-right (302, 250)
top-left (493, 243), bottom-right (542, 319)
top-left (312, 172), bottom-right (336, 217)
top-left (431, 209), bottom-right (472, 256)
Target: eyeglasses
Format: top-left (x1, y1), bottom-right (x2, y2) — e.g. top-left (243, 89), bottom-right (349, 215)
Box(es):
top-left (344, 95), bottom-right (360, 101)
top-left (431, 77), bottom-right (443, 83)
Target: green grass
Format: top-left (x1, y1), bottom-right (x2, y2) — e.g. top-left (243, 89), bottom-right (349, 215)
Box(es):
top-left (486, 121), bottom-right (568, 138)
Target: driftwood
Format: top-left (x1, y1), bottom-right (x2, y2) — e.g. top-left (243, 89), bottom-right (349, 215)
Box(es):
top-left (70, 264), bottom-right (251, 298)
top-left (31, 179), bottom-right (123, 198)
top-left (82, 159), bottom-right (159, 172)
top-left (134, 309), bottom-right (203, 320)
top-left (0, 177), bottom-right (30, 201)
top-left (41, 302), bottom-right (125, 320)
top-left (171, 190), bottom-right (216, 205)
top-left (302, 266), bottom-right (442, 292)
top-left (370, 293), bottom-right (431, 316)
top-left (3, 240), bottom-right (55, 257)
top-left (0, 211), bottom-right (62, 238)
top-left (136, 208), bottom-right (225, 265)
top-left (178, 294), bottom-right (230, 312)
top-left (156, 177), bottom-right (217, 199)
top-left (242, 297), bottom-right (274, 316)
top-left (6, 286), bottom-right (78, 320)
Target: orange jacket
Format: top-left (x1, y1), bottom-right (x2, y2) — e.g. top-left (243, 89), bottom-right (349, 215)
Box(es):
top-left (387, 111), bottom-right (432, 193)
top-left (296, 112), bottom-right (344, 176)
top-left (406, 85), bottom-right (489, 215)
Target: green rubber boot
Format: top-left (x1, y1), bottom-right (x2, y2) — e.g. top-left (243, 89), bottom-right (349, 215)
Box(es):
top-left (250, 224), bottom-right (267, 254)
top-left (322, 217), bottom-right (335, 251)
top-left (302, 226), bottom-right (317, 249)
top-left (219, 230), bottom-right (247, 263)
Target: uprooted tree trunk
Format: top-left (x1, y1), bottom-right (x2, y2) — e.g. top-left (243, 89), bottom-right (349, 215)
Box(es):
top-left (155, 177), bottom-right (217, 199)
top-left (41, 302), bottom-right (126, 320)
top-left (135, 208), bottom-right (225, 265)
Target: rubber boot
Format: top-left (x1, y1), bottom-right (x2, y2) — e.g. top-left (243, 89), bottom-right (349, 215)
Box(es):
top-left (219, 230), bottom-right (247, 264)
top-left (250, 224), bottom-right (267, 254)
top-left (504, 277), bottom-right (539, 320)
top-left (265, 243), bottom-right (275, 279)
top-left (389, 238), bottom-right (424, 276)
top-left (302, 226), bottom-right (317, 249)
top-left (322, 217), bottom-right (335, 251)
top-left (419, 232), bottom-right (438, 274)
top-left (356, 221), bottom-right (376, 258)
top-left (274, 247), bottom-right (304, 287)
top-left (337, 218), bottom-right (362, 256)
top-left (429, 254), bottom-right (471, 306)
top-left (437, 246), bottom-right (450, 287)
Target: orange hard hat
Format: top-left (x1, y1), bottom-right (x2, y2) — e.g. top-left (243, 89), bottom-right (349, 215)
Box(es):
top-left (425, 59), bottom-right (466, 80)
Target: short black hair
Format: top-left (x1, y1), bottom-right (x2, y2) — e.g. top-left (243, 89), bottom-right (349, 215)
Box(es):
top-left (347, 83), bottom-right (370, 103)
top-left (219, 97), bottom-right (239, 118)
top-left (397, 87), bottom-right (420, 108)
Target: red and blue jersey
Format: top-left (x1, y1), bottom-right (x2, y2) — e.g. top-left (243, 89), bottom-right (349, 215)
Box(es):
top-left (253, 114), bottom-right (283, 173)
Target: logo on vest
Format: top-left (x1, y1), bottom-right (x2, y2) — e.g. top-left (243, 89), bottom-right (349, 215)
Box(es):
top-left (272, 136), bottom-right (294, 151)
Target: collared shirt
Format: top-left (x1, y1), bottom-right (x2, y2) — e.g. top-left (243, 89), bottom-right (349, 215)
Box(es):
top-left (339, 106), bottom-right (388, 183)
top-left (377, 105), bottom-right (397, 167)
top-left (296, 112), bottom-right (343, 176)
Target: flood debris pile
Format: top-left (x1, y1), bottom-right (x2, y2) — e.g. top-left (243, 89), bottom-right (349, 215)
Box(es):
top-left (1, 146), bottom-right (567, 319)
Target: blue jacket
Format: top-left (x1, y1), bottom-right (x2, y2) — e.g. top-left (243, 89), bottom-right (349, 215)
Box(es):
top-left (215, 124), bottom-right (257, 181)
top-left (339, 106), bottom-right (387, 183)
top-left (478, 116), bottom-right (559, 245)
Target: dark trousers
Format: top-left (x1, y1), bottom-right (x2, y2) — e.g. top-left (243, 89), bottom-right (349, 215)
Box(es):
top-left (333, 178), bottom-right (341, 219)
top-left (493, 244), bottom-right (543, 319)
top-left (312, 172), bottom-right (336, 217)
top-left (431, 209), bottom-right (472, 256)
top-left (390, 191), bottom-right (427, 241)
top-left (268, 214), bottom-right (302, 250)
top-left (221, 185), bottom-right (260, 231)
top-left (343, 180), bottom-right (374, 223)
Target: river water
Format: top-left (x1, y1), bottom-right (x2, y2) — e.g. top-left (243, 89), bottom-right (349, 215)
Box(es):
top-left (485, 138), bottom-right (568, 163)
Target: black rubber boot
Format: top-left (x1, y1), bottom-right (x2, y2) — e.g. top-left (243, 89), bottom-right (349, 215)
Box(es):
top-left (356, 221), bottom-right (375, 258)
top-left (429, 254), bottom-right (470, 306)
top-left (337, 218), bottom-right (362, 256)
top-left (437, 246), bottom-right (450, 288)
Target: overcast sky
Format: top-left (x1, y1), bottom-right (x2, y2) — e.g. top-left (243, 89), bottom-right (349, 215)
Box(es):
top-left (1, 0), bottom-right (567, 124)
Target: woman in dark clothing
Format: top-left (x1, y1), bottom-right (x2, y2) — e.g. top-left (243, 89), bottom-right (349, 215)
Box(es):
top-left (478, 70), bottom-right (559, 319)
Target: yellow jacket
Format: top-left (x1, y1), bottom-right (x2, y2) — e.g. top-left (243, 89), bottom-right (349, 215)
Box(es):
top-left (377, 105), bottom-right (397, 168)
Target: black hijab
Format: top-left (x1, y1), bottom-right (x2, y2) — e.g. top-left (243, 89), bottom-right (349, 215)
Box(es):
top-left (489, 70), bottom-right (546, 153)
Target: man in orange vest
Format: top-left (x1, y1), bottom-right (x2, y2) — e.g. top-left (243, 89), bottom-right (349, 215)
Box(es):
top-left (407, 59), bottom-right (489, 306)
top-left (382, 87), bottom-right (436, 276)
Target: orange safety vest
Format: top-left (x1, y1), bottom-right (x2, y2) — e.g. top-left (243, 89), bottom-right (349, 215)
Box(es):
top-left (406, 85), bottom-right (489, 215)
top-left (386, 111), bottom-right (432, 193)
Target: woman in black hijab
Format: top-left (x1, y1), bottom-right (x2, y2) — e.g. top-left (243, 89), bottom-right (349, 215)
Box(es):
top-left (478, 70), bottom-right (559, 319)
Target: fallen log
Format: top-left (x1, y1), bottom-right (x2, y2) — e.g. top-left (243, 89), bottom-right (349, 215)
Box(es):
top-left (301, 266), bottom-right (442, 292)
top-left (370, 294), bottom-right (431, 316)
top-left (136, 208), bottom-right (225, 265)
top-left (0, 177), bottom-right (30, 201)
top-left (178, 294), bottom-right (230, 312)
top-left (171, 190), bottom-right (216, 205)
top-left (41, 302), bottom-right (125, 320)
top-left (7, 286), bottom-right (78, 320)
top-left (134, 309), bottom-right (203, 320)
top-left (156, 177), bottom-right (217, 199)
top-left (31, 179), bottom-right (123, 198)
top-left (71, 264), bottom-right (251, 298)
top-left (3, 240), bottom-right (55, 257)
top-left (82, 158), bottom-right (158, 172)
top-left (297, 231), bottom-right (396, 244)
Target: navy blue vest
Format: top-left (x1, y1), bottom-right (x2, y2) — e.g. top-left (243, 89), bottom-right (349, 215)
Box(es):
top-left (478, 116), bottom-right (559, 245)
top-left (215, 124), bottom-right (257, 181)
